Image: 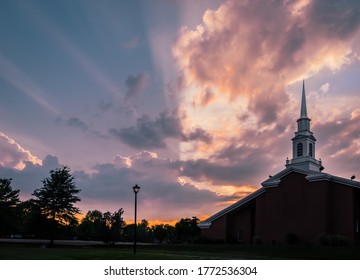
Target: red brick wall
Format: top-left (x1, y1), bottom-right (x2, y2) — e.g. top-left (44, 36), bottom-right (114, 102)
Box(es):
top-left (256, 172), bottom-right (329, 244)
top-left (328, 182), bottom-right (354, 242)
top-left (227, 204), bottom-right (254, 243)
top-left (201, 215), bottom-right (227, 242)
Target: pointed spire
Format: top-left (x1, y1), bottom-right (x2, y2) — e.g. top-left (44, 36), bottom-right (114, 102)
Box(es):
top-left (300, 80), bottom-right (308, 118)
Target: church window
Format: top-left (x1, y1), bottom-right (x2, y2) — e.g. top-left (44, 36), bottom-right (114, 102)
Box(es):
top-left (297, 143), bottom-right (303, 157)
top-left (309, 143), bottom-right (313, 157)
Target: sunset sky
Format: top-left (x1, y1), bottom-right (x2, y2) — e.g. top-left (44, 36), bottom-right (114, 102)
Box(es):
top-left (0, 0), bottom-right (359, 224)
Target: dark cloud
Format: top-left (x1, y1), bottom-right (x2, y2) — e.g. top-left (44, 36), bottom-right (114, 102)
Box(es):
top-left (273, 23), bottom-right (306, 71)
top-left (308, 0), bottom-right (360, 39)
top-left (184, 127), bottom-right (213, 144)
top-left (58, 117), bottom-right (107, 139)
top-left (110, 110), bottom-right (212, 149)
top-left (315, 111), bottom-right (360, 175)
top-left (175, 144), bottom-right (272, 185)
top-left (67, 117), bottom-right (89, 132)
top-left (125, 72), bottom-right (148, 101)
top-left (248, 89), bottom-right (289, 124)
top-left (97, 99), bottom-right (113, 114)
top-left (110, 112), bottom-right (181, 149)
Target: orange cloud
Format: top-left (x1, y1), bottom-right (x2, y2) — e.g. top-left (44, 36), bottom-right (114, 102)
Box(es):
top-left (173, 0), bottom-right (360, 125)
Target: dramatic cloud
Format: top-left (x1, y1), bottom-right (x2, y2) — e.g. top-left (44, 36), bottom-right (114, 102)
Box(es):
top-left (110, 111), bottom-right (182, 149)
top-left (110, 110), bottom-right (212, 149)
top-left (173, 0), bottom-right (360, 125)
top-left (1, 0), bottom-right (359, 224)
top-left (175, 119), bottom-right (293, 186)
top-left (315, 109), bottom-right (360, 176)
top-left (169, 0), bottom-right (360, 195)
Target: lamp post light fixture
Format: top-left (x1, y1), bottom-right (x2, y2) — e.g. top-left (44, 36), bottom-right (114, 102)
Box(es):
top-left (132, 184), bottom-right (140, 254)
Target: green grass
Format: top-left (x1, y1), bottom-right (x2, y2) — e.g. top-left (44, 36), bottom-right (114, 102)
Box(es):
top-left (1, 242), bottom-right (360, 260)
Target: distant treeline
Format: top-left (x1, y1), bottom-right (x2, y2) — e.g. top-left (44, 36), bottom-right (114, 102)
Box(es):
top-left (0, 166), bottom-right (201, 244)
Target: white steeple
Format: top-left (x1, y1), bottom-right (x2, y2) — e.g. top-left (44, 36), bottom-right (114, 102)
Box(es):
top-left (300, 80), bottom-right (308, 118)
top-left (285, 81), bottom-right (323, 171)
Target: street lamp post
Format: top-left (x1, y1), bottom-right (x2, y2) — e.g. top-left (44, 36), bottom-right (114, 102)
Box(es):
top-left (132, 184), bottom-right (140, 254)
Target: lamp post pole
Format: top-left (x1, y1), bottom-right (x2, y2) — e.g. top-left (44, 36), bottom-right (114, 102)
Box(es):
top-left (132, 184), bottom-right (140, 254)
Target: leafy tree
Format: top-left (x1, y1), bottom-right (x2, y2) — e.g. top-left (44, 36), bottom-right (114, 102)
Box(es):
top-left (19, 199), bottom-right (50, 238)
top-left (122, 223), bottom-right (135, 242)
top-left (151, 224), bottom-right (175, 243)
top-left (78, 210), bottom-right (104, 240)
top-left (32, 166), bottom-right (81, 245)
top-left (175, 217), bottom-right (201, 243)
top-left (137, 219), bottom-right (151, 242)
top-left (0, 178), bottom-right (20, 236)
top-left (79, 209), bottom-right (125, 244)
top-left (102, 208), bottom-right (125, 244)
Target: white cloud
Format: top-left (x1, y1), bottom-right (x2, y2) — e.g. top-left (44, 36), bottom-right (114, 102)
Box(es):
top-left (320, 82), bottom-right (330, 94)
top-left (0, 131), bottom-right (42, 170)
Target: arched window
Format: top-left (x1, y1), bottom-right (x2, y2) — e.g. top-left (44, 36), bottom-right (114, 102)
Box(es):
top-left (309, 143), bottom-right (313, 157)
top-left (297, 143), bottom-right (303, 157)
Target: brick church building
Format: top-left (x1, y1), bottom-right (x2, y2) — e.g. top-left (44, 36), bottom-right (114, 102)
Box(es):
top-left (198, 82), bottom-right (360, 245)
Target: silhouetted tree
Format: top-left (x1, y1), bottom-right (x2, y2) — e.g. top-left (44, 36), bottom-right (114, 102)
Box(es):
top-left (137, 219), bottom-right (151, 242)
top-left (0, 178), bottom-right (20, 237)
top-left (151, 224), bottom-right (175, 243)
top-left (32, 166), bottom-right (81, 245)
top-left (102, 208), bottom-right (125, 244)
top-left (78, 210), bottom-right (104, 240)
top-left (152, 224), bottom-right (168, 243)
top-left (79, 209), bottom-right (125, 244)
top-left (122, 223), bottom-right (134, 242)
top-left (19, 199), bottom-right (50, 238)
top-left (175, 217), bottom-right (201, 243)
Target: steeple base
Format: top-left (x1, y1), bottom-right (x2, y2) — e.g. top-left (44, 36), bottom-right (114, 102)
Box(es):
top-left (285, 157), bottom-right (323, 172)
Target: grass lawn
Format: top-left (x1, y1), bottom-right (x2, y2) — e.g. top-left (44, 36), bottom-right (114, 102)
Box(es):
top-left (1, 242), bottom-right (360, 260)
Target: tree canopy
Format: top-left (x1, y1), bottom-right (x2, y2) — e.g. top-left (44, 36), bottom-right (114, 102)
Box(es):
top-left (32, 166), bottom-right (81, 244)
top-left (0, 178), bottom-right (20, 236)
top-left (32, 166), bottom-right (81, 224)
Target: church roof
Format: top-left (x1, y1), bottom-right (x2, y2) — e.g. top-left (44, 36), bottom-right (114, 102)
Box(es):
top-left (262, 165), bottom-right (360, 188)
top-left (292, 134), bottom-right (316, 141)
